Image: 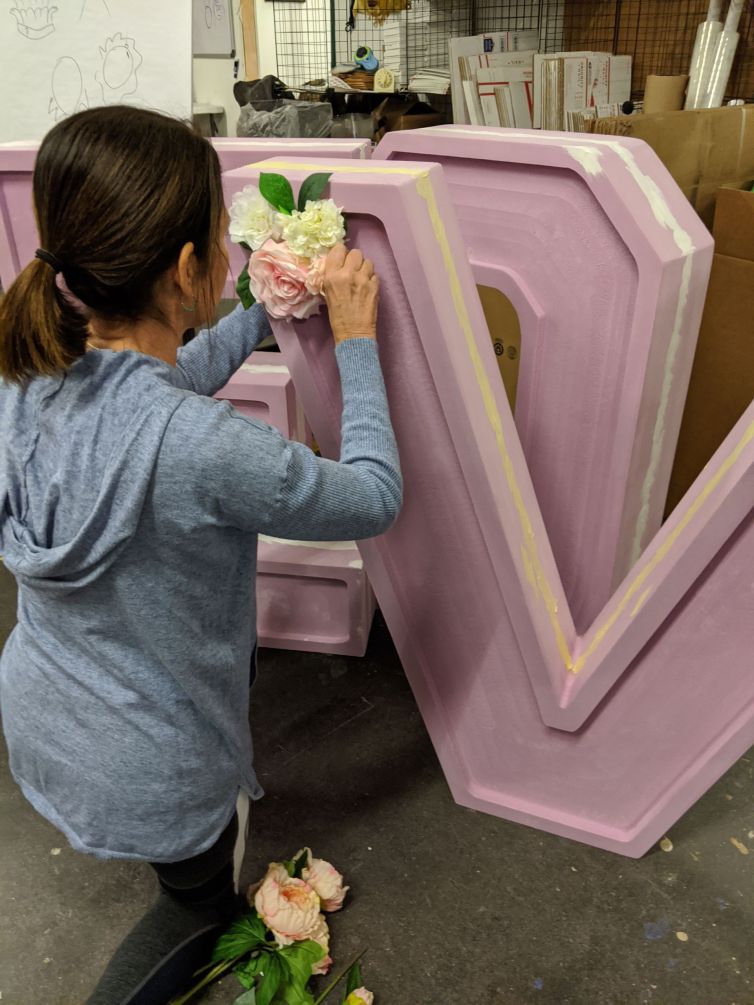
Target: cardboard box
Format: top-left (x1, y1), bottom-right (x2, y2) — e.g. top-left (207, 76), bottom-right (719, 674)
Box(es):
top-left (665, 188), bottom-right (754, 515)
top-left (477, 284), bottom-right (520, 412)
top-left (372, 97), bottom-right (445, 140)
top-left (590, 106), bottom-right (754, 229)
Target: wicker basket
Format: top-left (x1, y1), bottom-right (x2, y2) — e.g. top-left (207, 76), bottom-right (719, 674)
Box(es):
top-left (334, 69), bottom-right (376, 91)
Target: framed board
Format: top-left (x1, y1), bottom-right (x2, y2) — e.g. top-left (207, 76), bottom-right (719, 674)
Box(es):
top-left (193, 0), bottom-right (235, 56)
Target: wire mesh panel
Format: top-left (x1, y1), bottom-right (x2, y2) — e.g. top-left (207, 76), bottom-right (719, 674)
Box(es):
top-left (274, 0), bottom-right (331, 89)
top-left (273, 0), bottom-right (754, 99)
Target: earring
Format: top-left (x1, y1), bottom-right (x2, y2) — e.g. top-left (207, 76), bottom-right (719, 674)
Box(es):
top-left (181, 297), bottom-right (196, 312)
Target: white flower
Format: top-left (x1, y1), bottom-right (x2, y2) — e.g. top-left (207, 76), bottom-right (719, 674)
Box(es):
top-left (228, 185), bottom-right (283, 251)
top-left (281, 199), bottom-right (346, 260)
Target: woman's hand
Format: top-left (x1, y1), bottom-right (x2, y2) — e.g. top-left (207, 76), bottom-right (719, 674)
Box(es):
top-left (323, 245), bottom-right (379, 345)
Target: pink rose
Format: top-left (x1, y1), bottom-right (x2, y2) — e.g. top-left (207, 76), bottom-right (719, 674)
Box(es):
top-left (302, 854), bottom-right (349, 912)
top-left (309, 914), bottom-right (333, 976)
top-left (305, 256), bottom-right (326, 296)
top-left (248, 239), bottom-right (323, 320)
top-left (254, 863), bottom-right (321, 946)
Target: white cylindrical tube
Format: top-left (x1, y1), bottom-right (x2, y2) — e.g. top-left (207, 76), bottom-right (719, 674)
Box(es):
top-left (724, 0), bottom-right (744, 34)
top-left (685, 20), bottom-right (723, 109)
top-left (707, 0), bottom-right (722, 20)
top-left (701, 30), bottom-right (740, 107)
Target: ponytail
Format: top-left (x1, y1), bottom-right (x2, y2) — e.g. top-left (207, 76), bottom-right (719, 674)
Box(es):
top-left (1, 105), bottom-right (225, 384)
top-left (0, 258), bottom-right (88, 383)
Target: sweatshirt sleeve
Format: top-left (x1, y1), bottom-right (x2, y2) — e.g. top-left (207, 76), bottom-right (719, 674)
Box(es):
top-left (174, 302), bottom-right (272, 397)
top-left (162, 338), bottom-right (402, 542)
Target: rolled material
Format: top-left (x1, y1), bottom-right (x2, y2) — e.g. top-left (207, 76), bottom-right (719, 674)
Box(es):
top-left (724, 0), bottom-right (744, 34)
top-left (685, 20), bottom-right (723, 109)
top-left (644, 74), bottom-right (689, 114)
top-left (702, 30), bottom-right (740, 107)
top-left (707, 0), bottom-right (722, 19)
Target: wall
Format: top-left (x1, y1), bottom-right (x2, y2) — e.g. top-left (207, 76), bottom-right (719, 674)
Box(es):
top-left (191, 0), bottom-right (241, 135)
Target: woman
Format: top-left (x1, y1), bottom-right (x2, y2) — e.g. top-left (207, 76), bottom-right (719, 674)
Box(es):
top-left (0, 106), bottom-right (401, 1003)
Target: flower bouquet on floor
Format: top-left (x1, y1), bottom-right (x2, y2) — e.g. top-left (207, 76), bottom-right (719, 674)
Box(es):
top-left (229, 172), bottom-right (346, 320)
top-left (169, 848), bottom-right (373, 1005)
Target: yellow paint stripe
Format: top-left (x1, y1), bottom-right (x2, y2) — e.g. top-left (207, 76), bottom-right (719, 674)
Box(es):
top-left (572, 416), bottom-right (754, 672)
top-left (244, 160), bottom-right (429, 177)
top-left (414, 174), bottom-right (574, 670)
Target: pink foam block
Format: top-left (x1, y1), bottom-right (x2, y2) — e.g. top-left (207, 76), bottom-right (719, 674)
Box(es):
top-left (215, 139), bottom-right (370, 299)
top-left (215, 351), bottom-right (307, 442)
top-left (0, 144), bottom-right (37, 291)
top-left (375, 125), bottom-right (714, 631)
top-left (223, 156), bottom-right (754, 857)
top-left (256, 536), bottom-right (376, 657)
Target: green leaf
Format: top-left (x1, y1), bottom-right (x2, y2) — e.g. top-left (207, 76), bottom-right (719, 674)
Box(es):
top-left (279, 985), bottom-right (315, 1005)
top-left (240, 240), bottom-right (252, 252)
top-left (235, 952), bottom-right (264, 990)
top-left (278, 940), bottom-right (323, 999)
top-left (256, 953), bottom-right (285, 1005)
top-left (236, 263), bottom-right (256, 310)
top-left (297, 173), bottom-right (332, 212)
top-left (292, 849), bottom-right (309, 879)
top-left (212, 914), bottom-right (267, 963)
top-left (344, 961), bottom-right (363, 999)
top-left (234, 990), bottom-right (258, 1005)
top-left (311, 949), bottom-right (367, 1005)
top-left (260, 173), bottom-right (295, 215)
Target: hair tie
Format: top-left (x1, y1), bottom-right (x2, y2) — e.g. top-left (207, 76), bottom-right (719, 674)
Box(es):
top-left (35, 248), bottom-right (64, 274)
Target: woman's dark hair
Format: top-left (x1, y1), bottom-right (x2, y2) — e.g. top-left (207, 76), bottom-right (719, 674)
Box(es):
top-left (0, 105), bottom-right (225, 382)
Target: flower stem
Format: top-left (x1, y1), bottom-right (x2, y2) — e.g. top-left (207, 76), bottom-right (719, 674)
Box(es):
top-left (312, 949), bottom-right (367, 1005)
top-left (167, 954), bottom-right (246, 1005)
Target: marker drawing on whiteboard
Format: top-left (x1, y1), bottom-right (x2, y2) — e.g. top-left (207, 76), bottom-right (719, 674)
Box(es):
top-left (10, 0), bottom-right (58, 39)
top-left (79, 0), bottom-right (111, 19)
top-left (49, 57), bottom-right (89, 122)
top-left (95, 33), bottom-right (143, 103)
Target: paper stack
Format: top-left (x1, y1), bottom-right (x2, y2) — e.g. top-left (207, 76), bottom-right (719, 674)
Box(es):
top-left (473, 53), bottom-right (536, 127)
top-left (533, 52), bottom-right (632, 130)
top-left (450, 32), bottom-right (537, 125)
top-left (408, 68), bottom-right (451, 95)
top-left (383, 0), bottom-right (430, 89)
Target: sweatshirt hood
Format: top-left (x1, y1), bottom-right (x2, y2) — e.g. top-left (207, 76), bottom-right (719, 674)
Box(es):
top-left (0, 350), bottom-right (184, 592)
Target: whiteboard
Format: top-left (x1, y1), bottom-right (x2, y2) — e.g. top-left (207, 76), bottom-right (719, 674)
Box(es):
top-left (193, 0), bottom-right (235, 57)
top-left (0, 0), bottom-right (192, 143)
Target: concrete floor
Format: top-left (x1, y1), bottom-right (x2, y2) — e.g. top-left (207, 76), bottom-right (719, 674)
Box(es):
top-left (0, 561), bottom-right (752, 1005)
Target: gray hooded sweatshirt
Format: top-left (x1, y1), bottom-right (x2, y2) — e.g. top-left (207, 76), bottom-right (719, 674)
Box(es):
top-left (0, 303), bottom-right (401, 862)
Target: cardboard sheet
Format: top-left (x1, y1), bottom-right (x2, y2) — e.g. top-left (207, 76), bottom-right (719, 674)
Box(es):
top-left (590, 106), bottom-right (754, 227)
top-left (666, 188), bottom-right (754, 514)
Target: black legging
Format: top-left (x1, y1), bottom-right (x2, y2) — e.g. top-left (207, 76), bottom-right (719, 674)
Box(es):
top-left (87, 813), bottom-right (242, 1005)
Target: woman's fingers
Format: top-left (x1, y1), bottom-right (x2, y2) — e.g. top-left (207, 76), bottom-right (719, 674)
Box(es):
top-left (324, 244), bottom-right (348, 276)
top-left (345, 249), bottom-right (364, 272)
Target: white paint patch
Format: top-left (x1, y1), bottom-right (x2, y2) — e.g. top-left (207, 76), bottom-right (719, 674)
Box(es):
top-left (611, 145), bottom-right (697, 566)
top-left (259, 535), bottom-right (358, 552)
top-left (565, 145), bottom-right (603, 175)
top-left (348, 558), bottom-right (364, 569)
top-left (607, 143), bottom-right (694, 256)
top-left (240, 363), bottom-right (289, 375)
